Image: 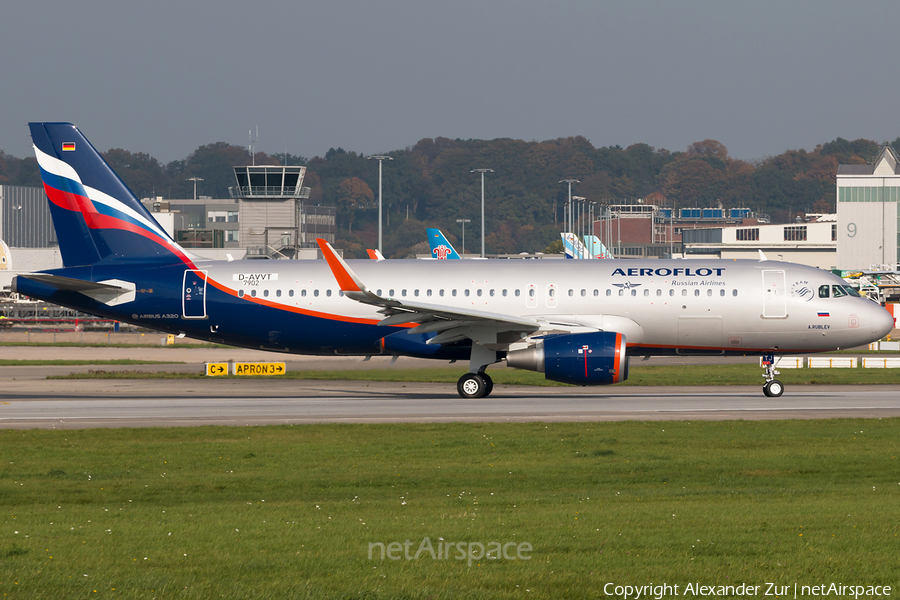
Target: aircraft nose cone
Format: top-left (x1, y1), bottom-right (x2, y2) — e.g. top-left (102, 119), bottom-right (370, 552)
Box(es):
top-left (872, 304), bottom-right (896, 339)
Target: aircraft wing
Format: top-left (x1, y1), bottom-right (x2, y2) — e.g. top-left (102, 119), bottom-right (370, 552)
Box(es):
top-left (316, 239), bottom-right (540, 348)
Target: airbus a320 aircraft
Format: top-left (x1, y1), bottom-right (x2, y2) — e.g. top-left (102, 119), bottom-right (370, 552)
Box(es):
top-left (13, 123), bottom-right (895, 399)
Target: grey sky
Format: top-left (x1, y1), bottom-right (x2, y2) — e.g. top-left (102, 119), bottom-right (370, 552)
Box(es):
top-left (2, 1), bottom-right (897, 164)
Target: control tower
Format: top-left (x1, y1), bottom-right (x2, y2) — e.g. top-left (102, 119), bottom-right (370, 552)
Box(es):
top-left (229, 165), bottom-right (332, 258)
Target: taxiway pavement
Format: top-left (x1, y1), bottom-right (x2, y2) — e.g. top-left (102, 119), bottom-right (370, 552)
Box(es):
top-left (1, 378), bottom-right (899, 429)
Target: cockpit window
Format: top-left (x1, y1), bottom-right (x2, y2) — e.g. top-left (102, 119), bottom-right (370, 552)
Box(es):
top-left (831, 285), bottom-right (848, 298)
top-left (818, 285), bottom-right (830, 298)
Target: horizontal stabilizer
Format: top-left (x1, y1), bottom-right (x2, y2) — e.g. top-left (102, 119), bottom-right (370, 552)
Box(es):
top-left (15, 273), bottom-right (136, 306)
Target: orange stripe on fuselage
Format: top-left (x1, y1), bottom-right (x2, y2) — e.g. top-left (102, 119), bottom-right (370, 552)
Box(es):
top-left (614, 333), bottom-right (622, 382)
top-left (201, 274), bottom-right (405, 326)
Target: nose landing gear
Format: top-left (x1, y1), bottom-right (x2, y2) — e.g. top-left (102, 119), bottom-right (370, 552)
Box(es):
top-left (761, 354), bottom-right (784, 397)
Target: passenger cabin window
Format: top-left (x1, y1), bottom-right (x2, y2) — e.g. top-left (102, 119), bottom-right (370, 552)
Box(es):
top-left (276, 289), bottom-right (282, 297)
top-left (326, 290), bottom-right (332, 297)
top-left (606, 289), bottom-right (612, 297)
top-left (732, 289), bottom-right (738, 297)
top-left (238, 290), bottom-right (245, 298)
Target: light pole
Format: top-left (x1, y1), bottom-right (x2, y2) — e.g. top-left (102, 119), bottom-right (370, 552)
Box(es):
top-left (187, 177), bottom-right (203, 200)
top-left (368, 155), bottom-right (393, 253)
top-left (559, 179), bottom-right (579, 257)
top-left (456, 218), bottom-right (471, 256)
top-left (471, 169), bottom-right (493, 258)
top-left (573, 196), bottom-right (585, 258)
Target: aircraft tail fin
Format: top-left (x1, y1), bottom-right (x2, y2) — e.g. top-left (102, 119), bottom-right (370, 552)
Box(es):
top-left (29, 122), bottom-right (195, 268)
top-left (426, 228), bottom-right (461, 259)
top-left (560, 232), bottom-right (587, 259)
top-left (583, 235), bottom-right (613, 259)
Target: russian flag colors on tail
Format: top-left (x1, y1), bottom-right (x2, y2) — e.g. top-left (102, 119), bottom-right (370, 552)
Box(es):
top-left (29, 122), bottom-right (194, 268)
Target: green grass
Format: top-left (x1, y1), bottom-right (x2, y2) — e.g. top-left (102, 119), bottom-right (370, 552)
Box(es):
top-left (48, 363), bottom-right (900, 386)
top-left (1, 421), bottom-right (898, 598)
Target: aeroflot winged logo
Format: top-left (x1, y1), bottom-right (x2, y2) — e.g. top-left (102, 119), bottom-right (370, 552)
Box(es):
top-left (612, 267), bottom-right (726, 277)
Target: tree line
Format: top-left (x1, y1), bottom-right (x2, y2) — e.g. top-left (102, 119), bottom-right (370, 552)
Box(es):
top-left (1, 135), bottom-right (895, 258)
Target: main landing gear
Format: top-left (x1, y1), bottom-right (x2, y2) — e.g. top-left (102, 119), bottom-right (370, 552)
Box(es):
top-left (457, 372), bottom-right (494, 399)
top-left (761, 354), bottom-right (784, 397)
top-left (457, 343), bottom-right (498, 399)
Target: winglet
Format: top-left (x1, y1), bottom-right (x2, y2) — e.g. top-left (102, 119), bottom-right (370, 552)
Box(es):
top-left (317, 238), bottom-right (365, 293)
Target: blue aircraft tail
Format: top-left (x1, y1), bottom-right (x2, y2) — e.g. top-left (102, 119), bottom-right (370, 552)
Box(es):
top-left (426, 228), bottom-right (461, 259)
top-left (583, 235), bottom-right (613, 259)
top-left (560, 232), bottom-right (587, 259)
top-left (29, 122), bottom-right (193, 268)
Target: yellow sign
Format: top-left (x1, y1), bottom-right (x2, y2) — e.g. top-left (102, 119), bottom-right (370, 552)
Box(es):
top-left (166, 334), bottom-right (175, 345)
top-left (206, 362), bottom-right (229, 376)
top-left (233, 362), bottom-right (287, 376)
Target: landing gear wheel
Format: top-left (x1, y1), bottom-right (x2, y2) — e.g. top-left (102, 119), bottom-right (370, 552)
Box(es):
top-left (457, 373), bottom-right (487, 399)
top-left (763, 380), bottom-right (784, 398)
top-left (481, 373), bottom-right (494, 397)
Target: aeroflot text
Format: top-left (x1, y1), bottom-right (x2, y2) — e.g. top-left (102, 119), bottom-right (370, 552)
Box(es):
top-left (612, 268), bottom-right (726, 277)
top-left (603, 582), bottom-right (892, 599)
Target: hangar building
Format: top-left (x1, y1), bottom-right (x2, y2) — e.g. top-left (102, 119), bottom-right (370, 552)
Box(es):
top-left (836, 145), bottom-right (900, 270)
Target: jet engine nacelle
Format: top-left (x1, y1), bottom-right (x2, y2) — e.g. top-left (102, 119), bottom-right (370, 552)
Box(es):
top-left (506, 331), bottom-right (628, 385)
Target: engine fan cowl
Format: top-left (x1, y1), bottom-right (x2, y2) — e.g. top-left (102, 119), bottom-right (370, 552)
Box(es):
top-left (507, 331), bottom-right (628, 385)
